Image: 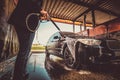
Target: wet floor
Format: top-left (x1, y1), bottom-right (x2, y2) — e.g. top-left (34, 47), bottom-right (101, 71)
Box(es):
top-left (1, 53), bottom-right (120, 80)
top-left (27, 53), bottom-right (51, 80)
top-left (45, 54), bottom-right (120, 80)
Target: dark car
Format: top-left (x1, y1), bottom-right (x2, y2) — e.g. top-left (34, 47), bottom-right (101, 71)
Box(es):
top-left (46, 31), bottom-right (118, 69)
top-left (46, 31), bottom-right (76, 56)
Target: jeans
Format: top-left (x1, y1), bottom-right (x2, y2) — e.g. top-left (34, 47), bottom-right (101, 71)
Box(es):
top-left (13, 25), bottom-right (35, 80)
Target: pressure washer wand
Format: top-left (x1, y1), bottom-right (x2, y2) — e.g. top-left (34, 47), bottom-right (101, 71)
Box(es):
top-left (48, 15), bottom-right (61, 31)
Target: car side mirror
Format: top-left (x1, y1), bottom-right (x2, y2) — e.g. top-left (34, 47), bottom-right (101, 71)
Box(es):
top-left (59, 37), bottom-right (65, 41)
top-left (54, 36), bottom-right (59, 39)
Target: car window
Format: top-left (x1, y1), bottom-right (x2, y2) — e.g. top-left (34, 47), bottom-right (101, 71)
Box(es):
top-left (47, 32), bottom-right (61, 43)
top-left (55, 32), bottom-right (61, 38)
top-left (52, 32), bottom-right (61, 41)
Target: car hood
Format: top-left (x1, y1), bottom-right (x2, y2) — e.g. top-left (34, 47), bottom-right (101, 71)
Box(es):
top-left (64, 37), bottom-right (101, 60)
top-left (65, 37), bottom-right (101, 46)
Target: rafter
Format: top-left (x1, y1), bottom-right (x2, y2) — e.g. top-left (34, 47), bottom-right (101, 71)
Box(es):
top-left (71, 0), bottom-right (120, 19)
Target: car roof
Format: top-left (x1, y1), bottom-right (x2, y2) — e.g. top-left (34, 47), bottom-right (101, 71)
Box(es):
top-left (59, 31), bottom-right (77, 37)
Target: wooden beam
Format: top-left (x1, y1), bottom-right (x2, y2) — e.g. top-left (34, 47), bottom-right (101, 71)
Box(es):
top-left (73, 9), bottom-right (90, 21)
top-left (91, 10), bottom-right (96, 28)
top-left (73, 21), bottom-right (75, 32)
top-left (71, 0), bottom-right (120, 17)
top-left (83, 14), bottom-right (86, 30)
top-left (51, 18), bottom-right (93, 27)
top-left (79, 24), bottom-right (82, 32)
top-left (72, 0), bottom-right (104, 22)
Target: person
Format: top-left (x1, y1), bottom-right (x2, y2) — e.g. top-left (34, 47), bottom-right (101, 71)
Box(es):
top-left (8, 0), bottom-right (48, 80)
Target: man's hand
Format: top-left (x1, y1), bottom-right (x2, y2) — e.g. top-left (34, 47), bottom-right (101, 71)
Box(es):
top-left (40, 10), bottom-right (49, 20)
top-left (13, 0), bottom-right (18, 5)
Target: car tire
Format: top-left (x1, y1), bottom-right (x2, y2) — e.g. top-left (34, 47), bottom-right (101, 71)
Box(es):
top-left (63, 46), bottom-right (75, 68)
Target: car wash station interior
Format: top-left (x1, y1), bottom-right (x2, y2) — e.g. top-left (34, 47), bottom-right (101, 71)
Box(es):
top-left (0, 0), bottom-right (120, 80)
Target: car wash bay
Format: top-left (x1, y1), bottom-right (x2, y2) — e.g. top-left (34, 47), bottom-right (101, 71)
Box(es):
top-left (0, 0), bottom-right (120, 80)
top-left (0, 52), bottom-right (120, 80)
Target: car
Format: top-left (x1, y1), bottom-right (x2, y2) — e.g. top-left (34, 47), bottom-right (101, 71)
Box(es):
top-left (45, 31), bottom-right (118, 69)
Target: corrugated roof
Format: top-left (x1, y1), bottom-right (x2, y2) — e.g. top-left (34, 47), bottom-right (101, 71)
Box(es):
top-left (42, 0), bottom-right (120, 26)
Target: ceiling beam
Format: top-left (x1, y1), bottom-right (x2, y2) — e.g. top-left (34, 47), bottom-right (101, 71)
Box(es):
top-left (71, 0), bottom-right (120, 17)
top-left (73, 9), bottom-right (91, 21)
top-left (95, 7), bottom-right (120, 17)
top-left (72, 0), bottom-right (105, 21)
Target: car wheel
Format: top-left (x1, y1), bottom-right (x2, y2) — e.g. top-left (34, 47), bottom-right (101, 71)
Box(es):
top-left (63, 46), bottom-right (76, 68)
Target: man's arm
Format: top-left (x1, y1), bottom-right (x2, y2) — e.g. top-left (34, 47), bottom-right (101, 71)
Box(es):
top-left (13, 0), bottom-right (49, 20)
top-left (40, 10), bottom-right (49, 20)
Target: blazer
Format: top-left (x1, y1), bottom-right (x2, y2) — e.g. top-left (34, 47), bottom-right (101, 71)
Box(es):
top-left (8, 0), bottom-right (43, 27)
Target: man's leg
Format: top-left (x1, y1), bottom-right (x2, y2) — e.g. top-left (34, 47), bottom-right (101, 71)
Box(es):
top-left (13, 28), bottom-right (35, 80)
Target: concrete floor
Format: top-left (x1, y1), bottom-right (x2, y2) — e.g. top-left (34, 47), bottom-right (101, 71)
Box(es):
top-left (27, 53), bottom-right (51, 80)
top-left (1, 53), bottom-right (120, 80)
top-left (0, 53), bottom-right (51, 80)
top-left (44, 54), bottom-right (120, 80)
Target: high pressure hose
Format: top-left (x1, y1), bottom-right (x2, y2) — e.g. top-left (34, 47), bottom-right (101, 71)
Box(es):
top-left (26, 13), bottom-right (41, 32)
top-left (48, 16), bottom-right (61, 31)
top-left (26, 13), bottom-right (61, 33)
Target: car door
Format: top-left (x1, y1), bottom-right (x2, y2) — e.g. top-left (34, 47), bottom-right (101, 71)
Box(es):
top-left (46, 32), bottom-right (60, 55)
top-left (46, 34), bottom-right (55, 54)
top-left (51, 32), bottom-right (61, 55)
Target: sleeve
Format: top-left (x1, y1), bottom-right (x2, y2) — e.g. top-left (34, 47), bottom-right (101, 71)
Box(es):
top-left (37, 0), bottom-right (43, 11)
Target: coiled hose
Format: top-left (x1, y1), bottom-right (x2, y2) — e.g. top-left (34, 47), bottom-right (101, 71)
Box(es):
top-left (26, 13), bottom-right (61, 32)
top-left (26, 13), bottom-right (41, 32)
